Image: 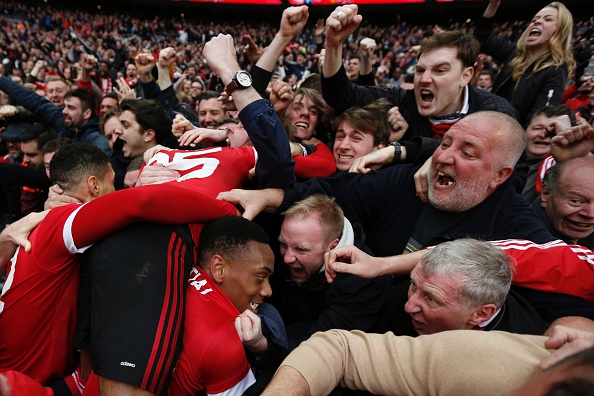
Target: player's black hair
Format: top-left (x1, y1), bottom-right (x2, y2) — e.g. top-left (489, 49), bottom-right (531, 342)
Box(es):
top-left (197, 216), bottom-right (270, 268)
top-left (50, 142), bottom-right (109, 191)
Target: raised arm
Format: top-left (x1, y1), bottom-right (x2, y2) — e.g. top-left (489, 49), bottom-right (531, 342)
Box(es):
top-left (320, 6), bottom-right (407, 113)
top-left (0, 76), bottom-right (64, 131)
top-left (264, 329), bottom-right (549, 396)
top-left (69, 184), bottom-right (237, 250)
top-left (323, 5), bottom-right (361, 79)
top-left (256, 6), bottom-right (310, 73)
top-left (325, 246), bottom-right (426, 283)
top-left (483, 0), bottom-right (500, 18)
top-left (203, 34), bottom-right (295, 188)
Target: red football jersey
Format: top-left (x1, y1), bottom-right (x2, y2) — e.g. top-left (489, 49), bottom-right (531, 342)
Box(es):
top-left (167, 267), bottom-right (255, 395)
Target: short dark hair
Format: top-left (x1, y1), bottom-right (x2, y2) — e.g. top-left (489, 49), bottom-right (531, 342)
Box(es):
top-left (530, 104), bottom-right (577, 127)
top-left (120, 99), bottom-right (172, 144)
top-left (198, 90), bottom-right (222, 103)
top-left (197, 216), bottom-right (270, 268)
top-left (41, 137), bottom-right (75, 154)
top-left (126, 156), bottom-right (144, 172)
top-left (419, 31), bottom-right (480, 69)
top-left (299, 73), bottom-right (322, 94)
top-left (20, 123), bottom-right (50, 144)
top-left (65, 88), bottom-right (96, 114)
top-left (37, 130), bottom-right (58, 150)
top-left (332, 98), bottom-right (392, 146)
top-left (479, 70), bottom-right (493, 78)
top-left (50, 142), bottom-right (110, 192)
top-left (103, 92), bottom-right (119, 102)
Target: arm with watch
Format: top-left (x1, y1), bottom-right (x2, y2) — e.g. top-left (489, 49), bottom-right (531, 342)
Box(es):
top-left (349, 135), bottom-right (440, 174)
top-left (203, 34), bottom-right (296, 189)
top-left (348, 141), bottom-right (405, 174)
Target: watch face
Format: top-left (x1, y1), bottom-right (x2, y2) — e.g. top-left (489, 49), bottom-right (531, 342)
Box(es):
top-left (236, 71), bottom-right (252, 87)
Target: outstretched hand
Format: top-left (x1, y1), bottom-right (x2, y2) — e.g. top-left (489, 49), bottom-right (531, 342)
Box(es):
top-left (217, 188), bottom-right (284, 220)
top-left (3, 210), bottom-right (49, 252)
top-left (349, 146), bottom-right (393, 174)
top-left (324, 245), bottom-right (381, 283)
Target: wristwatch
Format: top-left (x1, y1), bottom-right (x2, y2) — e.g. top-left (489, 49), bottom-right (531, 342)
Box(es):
top-left (390, 141), bottom-right (402, 163)
top-left (224, 70), bottom-right (252, 96)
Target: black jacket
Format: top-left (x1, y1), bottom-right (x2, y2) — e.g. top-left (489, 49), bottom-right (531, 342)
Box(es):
top-left (280, 164), bottom-right (556, 257)
top-left (268, 267), bottom-right (387, 350)
top-left (475, 17), bottom-right (568, 127)
top-left (321, 66), bottom-right (518, 163)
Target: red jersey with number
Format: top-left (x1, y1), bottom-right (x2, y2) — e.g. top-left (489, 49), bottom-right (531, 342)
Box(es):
top-left (146, 146), bottom-right (257, 198)
top-left (167, 267), bottom-right (255, 395)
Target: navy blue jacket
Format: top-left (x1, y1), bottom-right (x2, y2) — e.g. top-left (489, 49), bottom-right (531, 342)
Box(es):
top-left (0, 77), bottom-right (111, 155)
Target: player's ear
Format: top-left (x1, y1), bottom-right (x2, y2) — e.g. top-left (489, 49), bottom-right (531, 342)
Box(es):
top-left (209, 254), bottom-right (226, 284)
top-left (87, 175), bottom-right (101, 197)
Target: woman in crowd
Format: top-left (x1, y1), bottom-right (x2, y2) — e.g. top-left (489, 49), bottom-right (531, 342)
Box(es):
top-left (475, 1), bottom-right (575, 127)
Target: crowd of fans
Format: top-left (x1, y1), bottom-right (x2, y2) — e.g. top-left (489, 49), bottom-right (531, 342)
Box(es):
top-left (1, 0), bottom-right (594, 395)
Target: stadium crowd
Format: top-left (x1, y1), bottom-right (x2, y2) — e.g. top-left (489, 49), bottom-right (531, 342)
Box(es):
top-left (1, 0), bottom-right (594, 395)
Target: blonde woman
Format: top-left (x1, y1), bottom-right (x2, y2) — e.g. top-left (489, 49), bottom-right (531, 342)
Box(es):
top-left (475, 1), bottom-right (575, 127)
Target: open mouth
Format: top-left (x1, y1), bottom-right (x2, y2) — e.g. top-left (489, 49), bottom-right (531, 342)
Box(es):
top-left (566, 219), bottom-right (594, 231)
top-left (295, 122), bottom-right (308, 129)
top-left (533, 140), bottom-right (550, 147)
top-left (420, 90), bottom-right (434, 105)
top-left (337, 154), bottom-right (354, 160)
top-left (289, 266), bottom-right (305, 276)
top-left (249, 302), bottom-right (260, 311)
top-left (529, 28), bottom-right (541, 38)
top-left (437, 171), bottom-right (455, 186)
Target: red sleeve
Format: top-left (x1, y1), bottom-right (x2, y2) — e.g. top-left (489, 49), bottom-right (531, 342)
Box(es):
top-left (77, 79), bottom-right (93, 93)
top-left (293, 143), bottom-right (336, 179)
top-left (490, 239), bottom-right (594, 302)
top-left (71, 184), bottom-right (237, 249)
